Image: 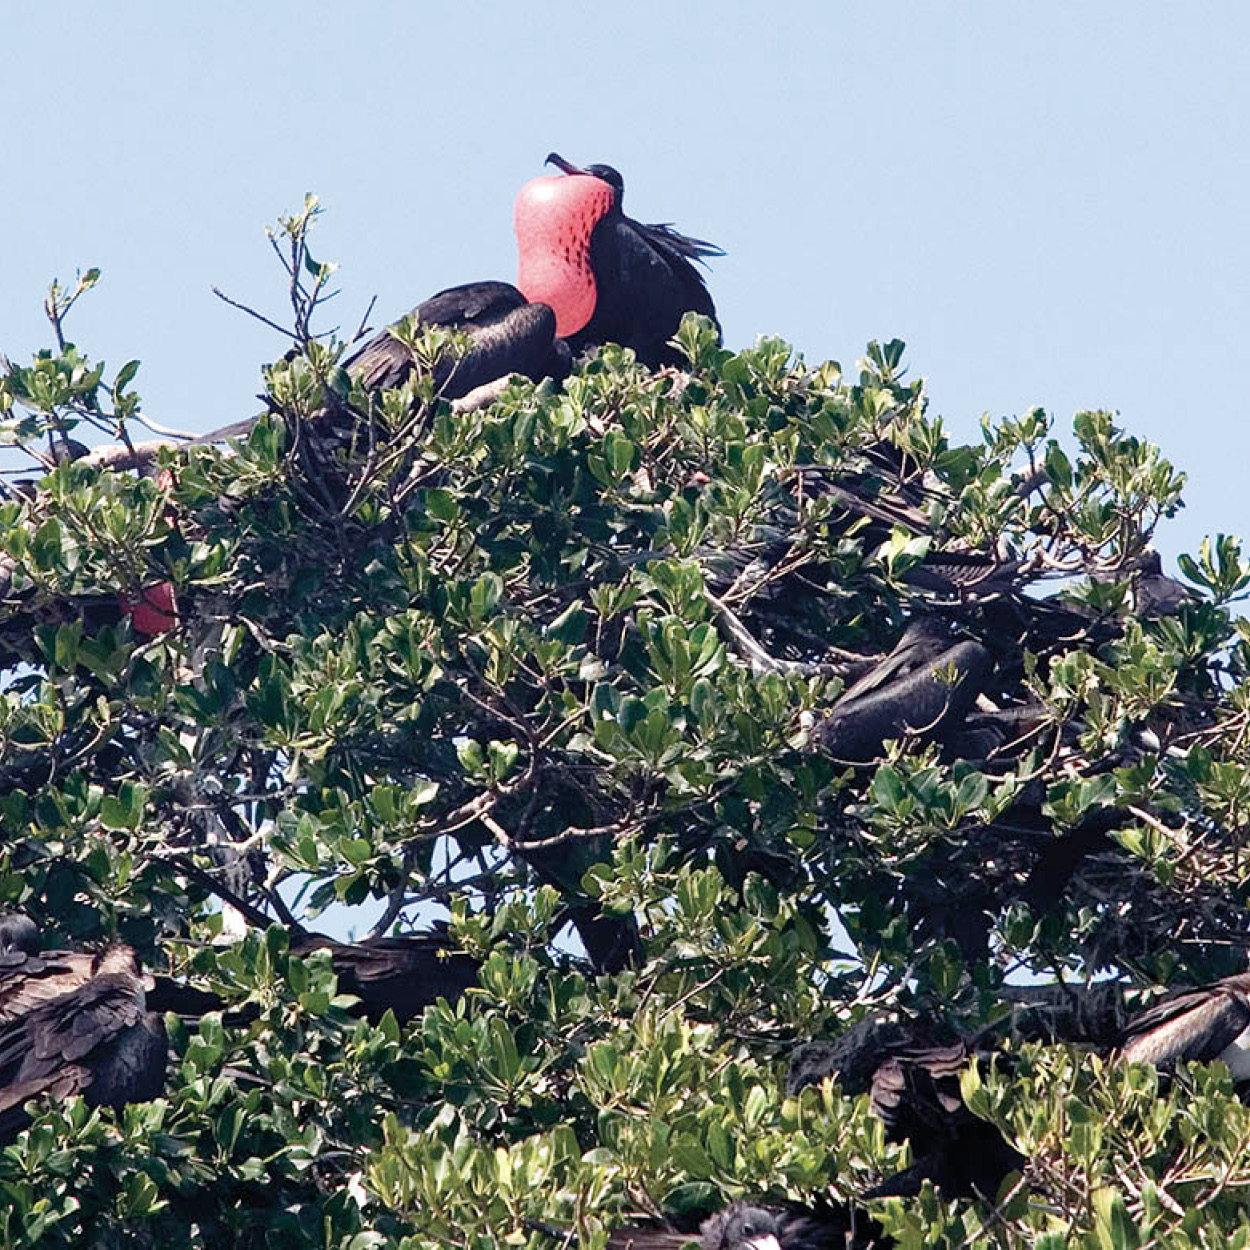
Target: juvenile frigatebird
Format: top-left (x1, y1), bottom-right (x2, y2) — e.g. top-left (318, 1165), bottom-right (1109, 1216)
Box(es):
top-left (0, 931), bottom-right (167, 1140)
top-left (1118, 972), bottom-right (1250, 1078)
top-left (606, 1199), bottom-right (892, 1249)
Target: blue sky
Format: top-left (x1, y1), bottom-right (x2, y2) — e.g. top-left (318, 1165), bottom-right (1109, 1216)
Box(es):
top-left (3, 3), bottom-right (1247, 568)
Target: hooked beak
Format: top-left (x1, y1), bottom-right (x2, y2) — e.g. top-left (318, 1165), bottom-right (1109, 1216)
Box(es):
top-left (545, 152), bottom-right (586, 176)
top-left (745, 1237), bottom-right (783, 1250)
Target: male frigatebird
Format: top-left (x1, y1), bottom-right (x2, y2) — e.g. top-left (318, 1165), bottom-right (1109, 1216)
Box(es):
top-left (350, 152), bottom-right (721, 393)
top-left (0, 928), bottom-right (167, 1140)
top-left (516, 153), bottom-right (722, 368)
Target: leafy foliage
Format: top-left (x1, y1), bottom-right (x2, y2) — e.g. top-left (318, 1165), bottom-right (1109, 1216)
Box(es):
top-left (2, 207), bottom-right (1250, 1246)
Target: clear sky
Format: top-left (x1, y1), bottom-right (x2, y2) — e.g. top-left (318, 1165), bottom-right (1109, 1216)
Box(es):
top-left (3, 2), bottom-right (1247, 563)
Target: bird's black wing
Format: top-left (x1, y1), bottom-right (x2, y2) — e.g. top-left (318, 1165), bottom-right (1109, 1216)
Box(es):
top-left (818, 636), bottom-right (992, 762)
top-left (576, 215), bottom-right (721, 368)
top-left (344, 281), bottom-right (564, 399)
top-left (193, 282), bottom-right (564, 446)
top-left (0, 949), bottom-right (98, 1026)
top-left (866, 1044), bottom-right (1026, 1202)
top-left (869, 1042), bottom-right (968, 1141)
top-left (835, 618), bottom-right (956, 704)
top-left (414, 280), bottom-right (530, 325)
top-left (639, 222), bottom-right (725, 267)
top-left (293, 929), bottom-right (479, 1023)
top-left (625, 221), bottom-right (720, 323)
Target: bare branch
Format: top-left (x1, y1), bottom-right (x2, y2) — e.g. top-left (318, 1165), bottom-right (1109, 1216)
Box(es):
top-left (212, 286), bottom-right (296, 341)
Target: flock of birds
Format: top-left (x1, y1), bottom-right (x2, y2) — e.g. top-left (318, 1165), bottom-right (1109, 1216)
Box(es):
top-left (5, 155), bottom-right (1250, 1246)
top-left (3, 905), bottom-right (1250, 1247)
top-left (194, 152), bottom-right (724, 450)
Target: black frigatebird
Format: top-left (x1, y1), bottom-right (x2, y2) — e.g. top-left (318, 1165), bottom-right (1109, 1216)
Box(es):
top-left (140, 927), bottom-right (480, 1025)
top-left (291, 927), bottom-right (479, 1023)
top-left (342, 281), bottom-right (569, 403)
top-left (1118, 972), bottom-right (1250, 1078)
top-left (816, 617), bottom-right (993, 762)
top-left (518, 153), bottom-right (722, 368)
top-left (195, 281), bottom-right (569, 445)
top-left (194, 154), bottom-right (721, 445)
top-left (0, 935), bottom-right (167, 1140)
top-left (605, 1198), bottom-right (892, 1249)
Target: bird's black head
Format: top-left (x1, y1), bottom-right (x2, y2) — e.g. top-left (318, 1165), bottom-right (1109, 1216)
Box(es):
top-left (581, 163), bottom-right (624, 199)
top-left (545, 153), bottom-right (625, 209)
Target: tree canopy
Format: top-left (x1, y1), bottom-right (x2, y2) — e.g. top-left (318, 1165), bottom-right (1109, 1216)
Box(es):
top-left (2, 205), bottom-right (1250, 1247)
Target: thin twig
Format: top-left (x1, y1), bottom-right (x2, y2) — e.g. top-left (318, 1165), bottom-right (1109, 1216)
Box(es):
top-left (349, 295), bottom-right (378, 346)
top-left (157, 853), bottom-right (275, 930)
top-left (212, 286), bottom-right (296, 341)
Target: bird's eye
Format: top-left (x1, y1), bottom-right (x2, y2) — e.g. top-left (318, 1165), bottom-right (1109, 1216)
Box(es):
top-left (584, 164), bottom-right (623, 196)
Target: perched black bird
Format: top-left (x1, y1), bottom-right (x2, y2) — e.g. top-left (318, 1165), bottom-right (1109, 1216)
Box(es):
top-left (606, 1198), bottom-right (892, 1249)
top-left (291, 927), bottom-right (479, 1023)
top-left (518, 153), bottom-right (722, 368)
top-left (342, 280), bottom-right (569, 402)
top-left (817, 618), bottom-right (993, 762)
top-left (0, 939), bottom-right (167, 1140)
top-left (194, 156), bottom-right (720, 447)
top-left (1118, 972), bottom-right (1250, 1078)
top-left (193, 281), bottom-right (569, 446)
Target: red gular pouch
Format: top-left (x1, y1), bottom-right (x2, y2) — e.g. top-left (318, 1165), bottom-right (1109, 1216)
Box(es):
top-left (119, 464), bottom-right (181, 636)
top-left (120, 581), bottom-right (179, 637)
top-left (514, 172), bottom-right (613, 337)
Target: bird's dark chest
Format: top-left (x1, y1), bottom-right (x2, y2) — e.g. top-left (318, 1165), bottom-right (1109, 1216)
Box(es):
top-left (574, 219), bottom-right (686, 365)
